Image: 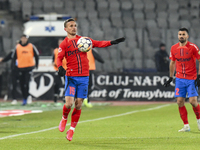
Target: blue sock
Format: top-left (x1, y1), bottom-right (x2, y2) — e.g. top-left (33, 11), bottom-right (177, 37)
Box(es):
top-left (22, 99), bottom-right (27, 105)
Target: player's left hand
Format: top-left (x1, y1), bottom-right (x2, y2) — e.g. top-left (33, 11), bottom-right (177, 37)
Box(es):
top-left (163, 77), bottom-right (173, 87)
top-left (58, 66), bottom-right (66, 76)
top-left (111, 37), bottom-right (125, 45)
top-left (195, 75), bottom-right (200, 87)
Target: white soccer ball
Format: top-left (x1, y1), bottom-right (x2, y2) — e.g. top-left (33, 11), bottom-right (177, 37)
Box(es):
top-left (77, 37), bottom-right (92, 52)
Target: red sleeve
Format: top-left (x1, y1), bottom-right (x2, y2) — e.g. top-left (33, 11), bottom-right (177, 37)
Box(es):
top-left (190, 43), bottom-right (200, 60)
top-left (169, 46), bottom-right (176, 61)
top-left (57, 41), bottom-right (66, 68)
top-left (90, 39), bottom-right (112, 48)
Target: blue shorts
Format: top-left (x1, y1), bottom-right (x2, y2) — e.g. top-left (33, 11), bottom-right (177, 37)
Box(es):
top-left (64, 76), bottom-right (89, 98)
top-left (175, 78), bottom-right (198, 98)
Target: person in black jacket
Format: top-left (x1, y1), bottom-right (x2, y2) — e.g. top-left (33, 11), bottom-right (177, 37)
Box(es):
top-left (155, 43), bottom-right (169, 72)
top-left (0, 41), bottom-right (19, 105)
top-left (83, 48), bottom-right (104, 107)
top-left (12, 35), bottom-right (39, 105)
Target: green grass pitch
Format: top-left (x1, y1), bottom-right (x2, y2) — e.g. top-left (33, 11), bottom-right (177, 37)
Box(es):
top-left (0, 102), bottom-right (200, 150)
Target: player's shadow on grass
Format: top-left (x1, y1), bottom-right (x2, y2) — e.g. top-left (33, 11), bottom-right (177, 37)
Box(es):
top-left (189, 131), bottom-right (200, 134)
top-left (72, 142), bottom-right (140, 150)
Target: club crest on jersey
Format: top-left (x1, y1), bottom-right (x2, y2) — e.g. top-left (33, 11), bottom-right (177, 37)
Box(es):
top-left (58, 47), bottom-right (62, 53)
top-left (198, 51), bottom-right (200, 55)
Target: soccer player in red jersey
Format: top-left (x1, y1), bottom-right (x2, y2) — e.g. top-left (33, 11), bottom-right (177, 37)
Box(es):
top-left (57, 18), bottom-right (125, 141)
top-left (164, 28), bottom-right (200, 132)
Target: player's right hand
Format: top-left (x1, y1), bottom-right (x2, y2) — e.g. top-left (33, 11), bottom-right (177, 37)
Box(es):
top-left (58, 66), bottom-right (66, 76)
top-left (163, 77), bottom-right (173, 87)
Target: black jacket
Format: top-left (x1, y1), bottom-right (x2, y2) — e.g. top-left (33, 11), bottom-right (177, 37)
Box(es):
top-left (92, 49), bottom-right (104, 64)
top-left (155, 50), bottom-right (169, 72)
top-left (2, 49), bottom-right (18, 72)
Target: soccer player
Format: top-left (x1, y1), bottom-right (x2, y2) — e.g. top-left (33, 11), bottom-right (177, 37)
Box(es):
top-left (83, 48), bottom-right (104, 108)
top-left (52, 38), bottom-right (67, 105)
top-left (57, 18), bottom-right (125, 141)
top-left (164, 28), bottom-right (200, 132)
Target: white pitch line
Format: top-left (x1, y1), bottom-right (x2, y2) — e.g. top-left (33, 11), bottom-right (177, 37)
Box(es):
top-left (0, 104), bottom-right (170, 140)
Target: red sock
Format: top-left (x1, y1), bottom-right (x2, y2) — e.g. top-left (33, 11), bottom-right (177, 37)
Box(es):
top-left (63, 105), bottom-right (71, 119)
top-left (179, 106), bottom-right (188, 124)
top-left (193, 104), bottom-right (200, 119)
top-left (71, 108), bottom-right (81, 128)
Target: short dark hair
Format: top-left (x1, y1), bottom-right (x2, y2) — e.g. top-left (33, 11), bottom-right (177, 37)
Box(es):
top-left (179, 28), bottom-right (189, 34)
top-left (159, 43), bottom-right (165, 47)
top-left (64, 18), bottom-right (75, 28)
top-left (21, 34), bottom-right (29, 38)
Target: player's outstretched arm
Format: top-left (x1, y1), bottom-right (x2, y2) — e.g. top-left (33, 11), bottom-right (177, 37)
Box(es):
top-left (110, 37), bottom-right (125, 45)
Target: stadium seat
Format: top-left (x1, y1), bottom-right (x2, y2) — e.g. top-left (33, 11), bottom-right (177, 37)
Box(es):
top-left (9, 0), bottom-right (21, 12)
top-left (98, 8), bottom-right (110, 19)
top-left (95, 61), bottom-right (103, 72)
top-left (133, 58), bottom-right (143, 69)
top-left (144, 59), bottom-right (156, 69)
top-left (43, 0), bottom-right (54, 13)
top-left (190, 9), bottom-right (199, 19)
top-left (144, 0), bottom-right (156, 11)
top-left (133, 48), bottom-right (142, 60)
top-left (109, 48), bottom-right (119, 60)
top-left (132, 0), bottom-right (144, 11)
top-left (112, 60), bottom-right (123, 72)
top-left (77, 11), bottom-right (87, 19)
top-left (157, 11), bottom-right (168, 19)
top-left (133, 11), bottom-right (145, 19)
top-left (123, 28), bottom-right (136, 39)
top-left (53, 0), bottom-right (64, 13)
top-left (156, 1), bottom-right (168, 12)
top-left (145, 11), bottom-right (156, 20)
top-left (98, 49), bottom-right (111, 60)
top-left (190, 0), bottom-right (200, 9)
top-left (108, 0), bottom-right (120, 12)
top-left (2, 37), bottom-right (12, 52)
top-left (180, 20), bottom-right (191, 29)
top-left (122, 59), bottom-right (134, 70)
top-left (168, 1), bottom-right (179, 11)
top-left (74, 0), bottom-right (85, 11)
top-left (88, 10), bottom-right (98, 21)
top-left (120, 47), bottom-right (134, 59)
top-left (102, 60), bottom-right (114, 72)
top-left (179, 8), bottom-right (190, 19)
top-left (177, 0), bottom-right (189, 8)
top-left (157, 18), bottom-right (168, 28)
top-left (121, 0), bottom-right (132, 10)
top-left (134, 19), bottom-right (146, 29)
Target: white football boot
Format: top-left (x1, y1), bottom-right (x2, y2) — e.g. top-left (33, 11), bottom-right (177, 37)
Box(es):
top-left (197, 119), bottom-right (200, 131)
top-left (178, 124), bottom-right (190, 132)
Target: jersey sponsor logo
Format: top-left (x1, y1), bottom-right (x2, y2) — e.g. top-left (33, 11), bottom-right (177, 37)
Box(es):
top-left (22, 51), bottom-right (28, 54)
top-left (58, 47), bottom-right (62, 53)
top-left (176, 58), bottom-right (191, 62)
top-left (68, 45), bottom-right (72, 48)
top-left (67, 49), bottom-right (81, 56)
